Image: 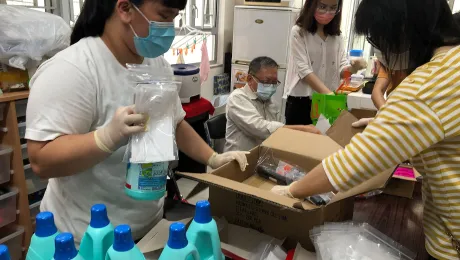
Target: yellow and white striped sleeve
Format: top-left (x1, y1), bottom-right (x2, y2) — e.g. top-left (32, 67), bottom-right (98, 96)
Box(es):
top-left (322, 98), bottom-right (445, 192)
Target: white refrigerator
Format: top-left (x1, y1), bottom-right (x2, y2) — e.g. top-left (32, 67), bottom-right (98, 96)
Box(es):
top-left (231, 5), bottom-right (300, 121)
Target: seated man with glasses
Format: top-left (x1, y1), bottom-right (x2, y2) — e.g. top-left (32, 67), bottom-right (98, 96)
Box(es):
top-left (224, 56), bottom-right (321, 152)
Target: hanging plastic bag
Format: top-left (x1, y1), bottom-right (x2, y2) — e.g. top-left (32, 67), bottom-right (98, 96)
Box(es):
top-left (0, 6), bottom-right (71, 70)
top-left (310, 92), bottom-right (348, 125)
top-left (124, 64), bottom-right (181, 164)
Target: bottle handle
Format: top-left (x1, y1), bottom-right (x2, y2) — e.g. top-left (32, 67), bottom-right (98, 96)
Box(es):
top-left (210, 232), bottom-right (224, 260)
top-left (185, 245), bottom-right (200, 260)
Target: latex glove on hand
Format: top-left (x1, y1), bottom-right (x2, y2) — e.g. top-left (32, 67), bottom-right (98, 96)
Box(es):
top-left (350, 58), bottom-right (368, 73)
top-left (352, 117), bottom-right (373, 128)
top-left (271, 181), bottom-right (296, 198)
top-left (207, 151), bottom-right (250, 171)
top-left (95, 106), bottom-right (147, 153)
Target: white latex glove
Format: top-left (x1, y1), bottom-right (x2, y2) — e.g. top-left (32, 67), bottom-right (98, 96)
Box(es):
top-left (352, 117), bottom-right (373, 128)
top-left (350, 58), bottom-right (368, 73)
top-left (207, 151), bottom-right (250, 171)
top-left (271, 181), bottom-right (296, 198)
top-left (95, 106), bottom-right (147, 153)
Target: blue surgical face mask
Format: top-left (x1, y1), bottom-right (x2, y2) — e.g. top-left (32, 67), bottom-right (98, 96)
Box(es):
top-left (130, 6), bottom-right (175, 58)
top-left (256, 83), bottom-right (277, 101)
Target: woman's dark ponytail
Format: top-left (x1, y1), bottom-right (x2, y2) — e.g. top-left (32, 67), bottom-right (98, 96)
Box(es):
top-left (70, 0), bottom-right (187, 45)
top-left (70, 0), bottom-right (118, 45)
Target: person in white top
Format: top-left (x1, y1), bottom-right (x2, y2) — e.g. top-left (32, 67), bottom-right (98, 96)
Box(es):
top-left (225, 57), bottom-right (321, 152)
top-left (25, 0), bottom-right (248, 243)
top-left (284, 0), bottom-right (366, 125)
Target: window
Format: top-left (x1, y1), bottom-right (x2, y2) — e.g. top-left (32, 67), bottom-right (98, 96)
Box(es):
top-left (71, 0), bottom-right (218, 65)
top-left (4, 0), bottom-right (55, 13)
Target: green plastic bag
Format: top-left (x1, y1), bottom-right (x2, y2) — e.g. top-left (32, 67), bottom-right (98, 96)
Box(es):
top-left (311, 93), bottom-right (348, 125)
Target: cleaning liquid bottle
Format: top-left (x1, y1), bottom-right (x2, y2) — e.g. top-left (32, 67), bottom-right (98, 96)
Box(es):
top-left (53, 233), bottom-right (85, 260)
top-left (79, 204), bottom-right (114, 260)
top-left (105, 224), bottom-right (145, 260)
top-left (159, 223), bottom-right (200, 260)
top-left (27, 212), bottom-right (60, 260)
top-left (125, 162), bottom-right (168, 200)
top-left (0, 245), bottom-right (11, 260)
top-left (186, 200), bottom-right (224, 260)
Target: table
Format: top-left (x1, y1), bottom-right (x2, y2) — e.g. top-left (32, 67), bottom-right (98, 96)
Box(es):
top-left (353, 182), bottom-right (429, 260)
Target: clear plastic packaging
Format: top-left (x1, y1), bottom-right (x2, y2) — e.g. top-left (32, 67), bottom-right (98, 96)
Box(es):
top-left (310, 222), bottom-right (416, 260)
top-left (249, 240), bottom-right (287, 260)
top-left (124, 64), bottom-right (181, 164)
top-left (256, 149), bottom-right (335, 206)
top-left (0, 6), bottom-right (71, 70)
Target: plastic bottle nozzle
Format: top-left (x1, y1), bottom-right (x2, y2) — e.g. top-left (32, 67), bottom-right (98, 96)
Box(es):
top-left (90, 204), bottom-right (110, 228)
top-left (167, 223), bottom-right (188, 249)
top-left (0, 245), bottom-right (10, 260)
top-left (54, 233), bottom-right (78, 260)
top-left (36, 212), bottom-right (58, 237)
top-left (113, 225), bottom-right (135, 252)
top-left (194, 200), bottom-right (212, 224)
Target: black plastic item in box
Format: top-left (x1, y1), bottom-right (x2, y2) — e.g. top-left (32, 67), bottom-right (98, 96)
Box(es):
top-left (256, 165), bottom-right (289, 185)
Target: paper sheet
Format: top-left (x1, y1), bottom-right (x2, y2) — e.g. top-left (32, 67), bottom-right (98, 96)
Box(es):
top-left (316, 114), bottom-right (332, 134)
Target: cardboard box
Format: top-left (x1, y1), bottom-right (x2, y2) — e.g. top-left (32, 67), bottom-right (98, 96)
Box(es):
top-left (138, 216), bottom-right (316, 260)
top-left (383, 165), bottom-right (420, 199)
top-left (179, 111), bottom-right (396, 251)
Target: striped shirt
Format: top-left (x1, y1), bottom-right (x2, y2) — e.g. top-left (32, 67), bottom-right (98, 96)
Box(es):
top-left (323, 46), bottom-right (460, 260)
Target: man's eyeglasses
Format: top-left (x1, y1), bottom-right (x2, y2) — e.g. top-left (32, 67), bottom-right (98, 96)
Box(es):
top-left (251, 75), bottom-right (281, 87)
top-left (316, 3), bottom-right (341, 15)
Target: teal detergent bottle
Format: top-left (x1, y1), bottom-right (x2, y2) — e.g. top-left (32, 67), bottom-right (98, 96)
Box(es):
top-left (53, 233), bottom-right (85, 260)
top-left (27, 212), bottom-right (60, 260)
top-left (0, 245), bottom-right (11, 260)
top-left (186, 200), bottom-right (224, 260)
top-left (159, 223), bottom-right (200, 260)
top-left (79, 204), bottom-right (114, 260)
top-left (105, 224), bottom-right (145, 260)
top-left (125, 162), bottom-right (168, 200)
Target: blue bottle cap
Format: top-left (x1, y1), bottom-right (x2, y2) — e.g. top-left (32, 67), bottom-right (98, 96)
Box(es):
top-left (349, 49), bottom-right (363, 57)
top-left (54, 233), bottom-right (78, 260)
top-left (113, 225), bottom-right (135, 252)
top-left (90, 204), bottom-right (110, 228)
top-left (0, 245), bottom-right (10, 260)
top-left (36, 212), bottom-right (58, 237)
top-left (167, 223), bottom-right (188, 249)
top-left (194, 200), bottom-right (212, 224)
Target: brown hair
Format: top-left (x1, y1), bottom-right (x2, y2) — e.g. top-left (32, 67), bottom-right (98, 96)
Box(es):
top-left (296, 0), bottom-right (343, 36)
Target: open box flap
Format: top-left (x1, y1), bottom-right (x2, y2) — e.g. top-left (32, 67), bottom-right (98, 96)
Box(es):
top-left (326, 111), bottom-right (362, 148)
top-left (178, 172), bottom-right (320, 211)
top-left (261, 128), bottom-right (343, 161)
top-left (329, 167), bottom-right (396, 203)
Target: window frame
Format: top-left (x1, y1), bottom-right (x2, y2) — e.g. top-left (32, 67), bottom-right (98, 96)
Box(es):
top-left (171, 0), bottom-right (219, 65)
top-left (65, 0), bottom-right (219, 65)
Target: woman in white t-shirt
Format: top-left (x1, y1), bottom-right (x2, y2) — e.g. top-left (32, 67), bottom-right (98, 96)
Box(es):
top-left (26, 0), bottom-right (248, 243)
top-left (284, 0), bottom-right (366, 125)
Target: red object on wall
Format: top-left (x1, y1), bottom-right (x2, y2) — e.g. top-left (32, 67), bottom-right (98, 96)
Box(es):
top-left (181, 97), bottom-right (215, 119)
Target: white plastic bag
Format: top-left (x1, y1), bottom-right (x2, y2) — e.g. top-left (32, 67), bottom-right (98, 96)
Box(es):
top-left (124, 64), bottom-right (181, 164)
top-left (0, 6), bottom-right (71, 70)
